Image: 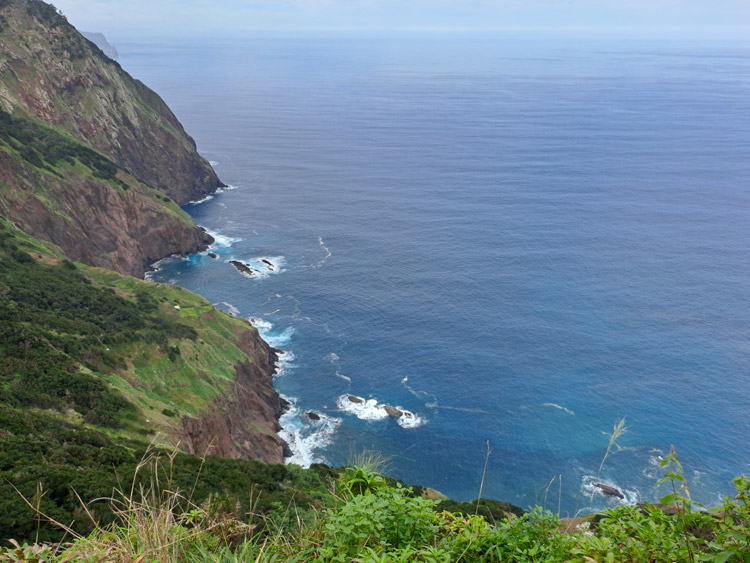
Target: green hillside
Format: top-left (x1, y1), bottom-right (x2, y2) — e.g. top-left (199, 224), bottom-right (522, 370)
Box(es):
top-left (0, 219), bottom-right (308, 541)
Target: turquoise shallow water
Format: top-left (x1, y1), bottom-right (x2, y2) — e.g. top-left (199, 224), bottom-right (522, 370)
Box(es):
top-left (123, 36), bottom-right (750, 512)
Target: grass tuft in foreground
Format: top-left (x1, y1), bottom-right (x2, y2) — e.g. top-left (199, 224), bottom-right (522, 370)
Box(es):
top-left (2, 450), bottom-right (748, 563)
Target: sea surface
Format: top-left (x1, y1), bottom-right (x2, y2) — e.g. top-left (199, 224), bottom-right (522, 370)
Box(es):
top-left (119, 35), bottom-right (750, 513)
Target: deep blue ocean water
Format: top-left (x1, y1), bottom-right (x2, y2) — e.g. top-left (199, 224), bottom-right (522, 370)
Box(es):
top-left (119, 35), bottom-right (750, 513)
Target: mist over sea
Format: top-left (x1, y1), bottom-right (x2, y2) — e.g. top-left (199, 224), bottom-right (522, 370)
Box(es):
top-left (121, 35), bottom-right (750, 513)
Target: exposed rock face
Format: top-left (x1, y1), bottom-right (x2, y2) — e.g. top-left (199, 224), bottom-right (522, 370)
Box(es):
top-left (0, 149), bottom-right (212, 276)
top-left (0, 0), bottom-right (290, 464)
top-left (383, 405), bottom-right (403, 418)
top-left (593, 483), bottom-right (625, 500)
top-left (0, 0), bottom-right (222, 204)
top-left (0, 0), bottom-right (223, 276)
top-left (180, 324), bottom-right (290, 464)
top-left (229, 260), bottom-right (259, 277)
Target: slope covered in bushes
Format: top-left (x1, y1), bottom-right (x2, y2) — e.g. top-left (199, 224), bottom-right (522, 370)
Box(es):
top-left (0, 220), bottom-right (290, 541)
top-left (4, 456), bottom-right (748, 562)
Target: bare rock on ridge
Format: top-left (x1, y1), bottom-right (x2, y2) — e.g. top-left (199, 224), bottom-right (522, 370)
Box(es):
top-left (0, 0), bottom-right (222, 204)
top-left (180, 324), bottom-right (290, 464)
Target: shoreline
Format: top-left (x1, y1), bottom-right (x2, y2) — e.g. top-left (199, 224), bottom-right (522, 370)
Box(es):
top-left (145, 212), bottom-right (294, 464)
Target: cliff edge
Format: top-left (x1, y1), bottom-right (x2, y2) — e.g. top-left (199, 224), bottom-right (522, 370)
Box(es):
top-left (0, 0), bottom-right (223, 276)
top-left (0, 0), bottom-right (221, 203)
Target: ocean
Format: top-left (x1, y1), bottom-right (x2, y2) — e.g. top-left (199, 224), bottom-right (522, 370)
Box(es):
top-left (119, 35), bottom-right (750, 513)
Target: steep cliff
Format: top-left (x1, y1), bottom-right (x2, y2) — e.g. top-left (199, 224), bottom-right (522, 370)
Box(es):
top-left (0, 0), bottom-right (289, 471)
top-left (0, 0), bottom-right (221, 203)
top-left (0, 108), bottom-right (213, 276)
top-left (181, 327), bottom-right (290, 463)
top-left (0, 0), bottom-right (226, 275)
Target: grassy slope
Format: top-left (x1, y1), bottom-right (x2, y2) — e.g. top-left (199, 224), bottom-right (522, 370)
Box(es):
top-left (0, 108), bottom-right (194, 228)
top-left (0, 219), bottom-right (337, 542)
top-left (0, 220), bottom-right (526, 545)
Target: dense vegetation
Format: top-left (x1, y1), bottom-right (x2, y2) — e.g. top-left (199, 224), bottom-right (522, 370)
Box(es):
top-left (0, 108), bottom-right (126, 187)
top-left (0, 220), bottom-right (195, 427)
top-left (0, 221), bottom-right (343, 542)
top-left (1, 455), bottom-right (747, 562)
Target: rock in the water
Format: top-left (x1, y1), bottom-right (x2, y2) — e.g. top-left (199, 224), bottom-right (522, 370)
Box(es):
top-left (306, 411), bottom-right (321, 421)
top-left (261, 259), bottom-right (274, 270)
top-left (593, 483), bottom-right (625, 499)
top-left (383, 405), bottom-right (403, 418)
top-left (230, 260), bottom-right (257, 277)
top-left (208, 252), bottom-right (218, 259)
top-left (347, 395), bottom-right (364, 404)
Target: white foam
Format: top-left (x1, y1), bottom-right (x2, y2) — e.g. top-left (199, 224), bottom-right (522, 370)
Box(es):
top-left (401, 376), bottom-right (438, 402)
top-left (249, 317), bottom-right (273, 332)
top-left (188, 194), bottom-right (214, 205)
top-left (306, 236), bottom-right (332, 269)
top-left (326, 353), bottom-right (351, 382)
top-left (275, 350), bottom-right (296, 377)
top-left (336, 371), bottom-right (352, 383)
top-left (145, 254), bottom-right (187, 281)
top-left (396, 409), bottom-right (423, 429)
top-left (201, 228), bottom-right (242, 249)
top-left (336, 395), bottom-right (424, 428)
top-left (211, 185), bottom-right (237, 195)
top-left (279, 397), bottom-right (341, 468)
top-left (542, 403), bottom-right (576, 416)
top-left (209, 160), bottom-right (219, 166)
top-left (643, 448), bottom-right (666, 479)
top-left (337, 395), bottom-right (389, 421)
top-left (247, 317), bottom-right (295, 349)
top-left (581, 475), bottom-right (640, 507)
top-left (229, 256), bottom-right (286, 279)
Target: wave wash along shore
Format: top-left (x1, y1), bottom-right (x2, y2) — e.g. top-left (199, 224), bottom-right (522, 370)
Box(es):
top-left (147, 222), bottom-right (425, 468)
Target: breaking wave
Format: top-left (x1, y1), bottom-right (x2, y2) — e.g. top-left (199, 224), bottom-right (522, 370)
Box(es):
top-left (201, 228), bottom-right (242, 249)
top-left (188, 194), bottom-right (214, 205)
top-left (336, 394), bottom-right (424, 429)
top-left (279, 398), bottom-right (341, 468)
top-left (248, 317), bottom-right (295, 352)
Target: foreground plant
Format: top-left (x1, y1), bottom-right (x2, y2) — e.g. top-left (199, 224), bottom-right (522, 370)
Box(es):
top-left (0, 540), bottom-right (53, 563)
top-left (5, 453), bottom-right (749, 563)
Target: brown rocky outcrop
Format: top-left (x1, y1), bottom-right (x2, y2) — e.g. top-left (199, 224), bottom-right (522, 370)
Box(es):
top-left (0, 144), bottom-right (212, 277)
top-left (0, 0), bottom-right (222, 276)
top-left (0, 0), bottom-right (222, 204)
top-left (180, 324), bottom-right (290, 464)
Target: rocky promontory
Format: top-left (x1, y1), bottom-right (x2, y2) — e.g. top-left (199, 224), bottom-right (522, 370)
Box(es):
top-left (180, 322), bottom-right (290, 464)
top-left (0, 0), bottom-right (223, 276)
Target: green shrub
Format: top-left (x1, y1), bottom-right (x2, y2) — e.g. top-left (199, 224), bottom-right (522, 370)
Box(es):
top-left (310, 485), bottom-right (437, 562)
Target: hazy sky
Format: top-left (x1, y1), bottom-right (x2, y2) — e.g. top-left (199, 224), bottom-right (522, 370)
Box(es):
top-left (51, 0), bottom-right (750, 41)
